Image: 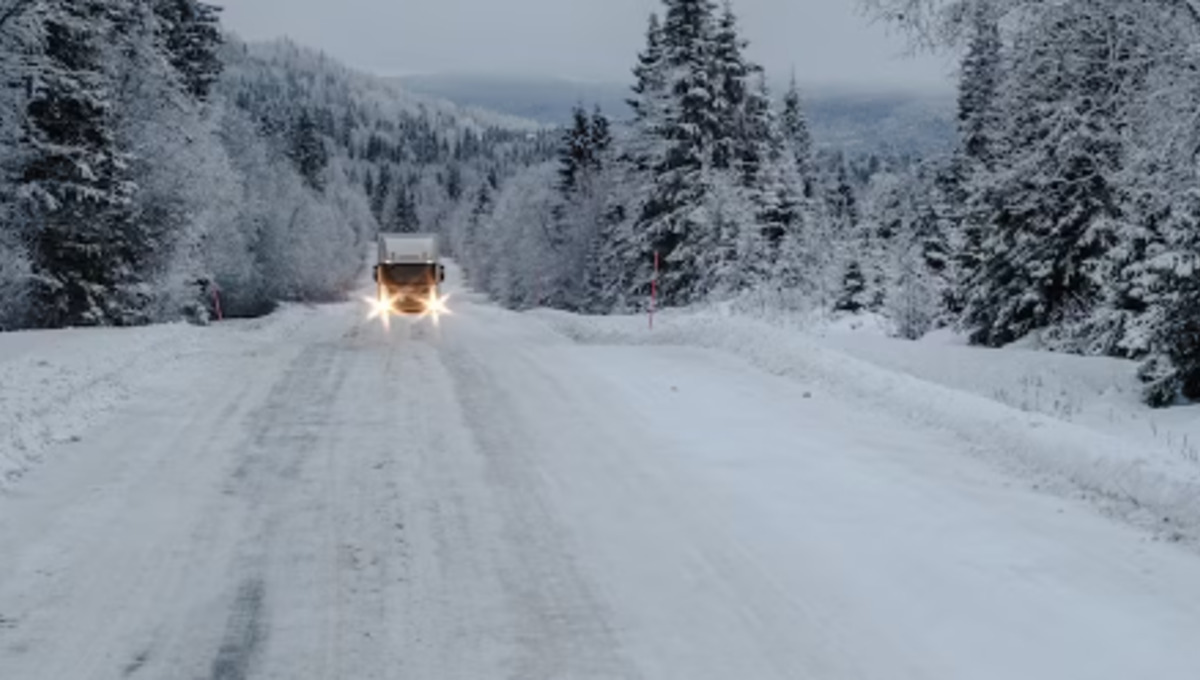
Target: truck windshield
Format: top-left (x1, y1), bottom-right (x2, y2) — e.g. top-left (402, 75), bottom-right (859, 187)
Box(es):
top-left (379, 263), bottom-right (435, 286)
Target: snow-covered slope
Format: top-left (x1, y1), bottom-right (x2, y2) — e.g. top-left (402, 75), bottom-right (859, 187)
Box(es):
top-left (533, 308), bottom-right (1200, 545)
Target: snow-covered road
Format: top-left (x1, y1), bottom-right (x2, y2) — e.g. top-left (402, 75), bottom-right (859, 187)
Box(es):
top-left (2, 279), bottom-right (1199, 679)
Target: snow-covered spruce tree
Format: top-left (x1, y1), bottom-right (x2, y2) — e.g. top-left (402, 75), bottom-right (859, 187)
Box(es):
top-left (1119, 9), bottom-right (1200, 405)
top-left (458, 182), bottom-right (494, 283)
top-left (151, 0), bottom-right (222, 101)
top-left (289, 109), bottom-right (329, 192)
top-left (600, 12), bottom-right (668, 310)
top-left (820, 153), bottom-right (877, 313)
top-left (18, 0), bottom-right (145, 327)
top-left (957, 1), bottom-right (1001, 172)
top-left (864, 164), bottom-right (953, 337)
top-left (780, 73), bottom-right (815, 198)
top-left (963, 1), bottom-right (1130, 348)
top-left (388, 185), bottom-right (421, 233)
top-left (370, 163), bottom-right (392, 222)
top-left (834, 261), bottom-right (870, 314)
top-left (710, 0), bottom-right (750, 173)
top-left (589, 106), bottom-right (612, 165)
top-left (632, 0), bottom-right (722, 307)
top-left (1133, 193), bottom-right (1200, 406)
top-left (951, 0), bottom-right (1001, 306)
top-left (108, 0), bottom-right (221, 322)
top-left (0, 0), bottom-right (41, 328)
top-left (736, 74), bottom-right (809, 302)
top-left (477, 163), bottom-right (559, 309)
top-left (546, 107), bottom-right (617, 311)
top-left (556, 105), bottom-right (594, 197)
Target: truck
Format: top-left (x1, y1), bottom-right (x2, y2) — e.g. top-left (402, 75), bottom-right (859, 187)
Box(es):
top-left (373, 233), bottom-right (445, 315)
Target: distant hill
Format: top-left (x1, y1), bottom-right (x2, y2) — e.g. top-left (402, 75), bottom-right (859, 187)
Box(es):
top-left (804, 89), bottom-right (956, 156)
top-left (397, 73), bottom-right (955, 156)
top-left (397, 73), bottom-right (630, 127)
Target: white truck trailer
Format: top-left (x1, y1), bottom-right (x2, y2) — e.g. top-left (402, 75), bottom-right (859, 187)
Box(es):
top-left (374, 233), bottom-right (445, 315)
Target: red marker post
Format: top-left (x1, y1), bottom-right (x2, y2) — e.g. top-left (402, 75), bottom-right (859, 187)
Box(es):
top-left (212, 284), bottom-right (224, 322)
top-left (650, 251), bottom-right (659, 331)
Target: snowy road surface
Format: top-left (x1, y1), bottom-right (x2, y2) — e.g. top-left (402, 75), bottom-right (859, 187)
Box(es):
top-left (2, 280), bottom-right (1200, 679)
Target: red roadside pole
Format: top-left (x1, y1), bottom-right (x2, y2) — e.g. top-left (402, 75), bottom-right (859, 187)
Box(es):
top-left (212, 285), bottom-right (224, 322)
top-left (650, 251), bottom-right (659, 331)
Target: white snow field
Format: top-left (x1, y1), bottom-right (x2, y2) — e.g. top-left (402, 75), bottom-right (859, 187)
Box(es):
top-left (1, 269), bottom-right (1200, 680)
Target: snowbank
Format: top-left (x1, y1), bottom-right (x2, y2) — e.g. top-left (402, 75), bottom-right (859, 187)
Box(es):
top-left (532, 308), bottom-right (1200, 544)
top-left (0, 305), bottom-right (322, 488)
top-left (0, 325), bottom-right (193, 486)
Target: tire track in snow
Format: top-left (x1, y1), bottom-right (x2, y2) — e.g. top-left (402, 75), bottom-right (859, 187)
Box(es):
top-left (195, 337), bottom-right (350, 679)
top-left (208, 578), bottom-right (267, 680)
top-left (439, 336), bottom-right (642, 680)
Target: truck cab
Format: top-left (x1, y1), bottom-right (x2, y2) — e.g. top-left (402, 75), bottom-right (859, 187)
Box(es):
top-left (374, 233), bottom-right (445, 315)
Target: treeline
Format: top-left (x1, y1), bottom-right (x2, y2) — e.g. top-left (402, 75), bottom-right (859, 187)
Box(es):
top-left (457, 0), bottom-right (932, 320)
top-left (0, 1), bottom-right (551, 329)
top-left (853, 0), bottom-right (1200, 405)
top-left (460, 0), bottom-right (1200, 407)
top-left (458, 0), bottom-right (837, 313)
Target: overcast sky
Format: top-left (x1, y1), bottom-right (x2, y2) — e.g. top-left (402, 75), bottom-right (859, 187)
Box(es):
top-left (219, 0), bottom-right (952, 91)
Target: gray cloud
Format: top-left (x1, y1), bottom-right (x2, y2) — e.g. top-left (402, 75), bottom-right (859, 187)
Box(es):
top-left (219, 0), bottom-right (952, 90)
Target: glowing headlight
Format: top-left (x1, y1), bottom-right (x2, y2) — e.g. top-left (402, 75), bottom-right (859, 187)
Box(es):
top-left (365, 291), bottom-right (398, 329)
top-left (420, 290), bottom-right (452, 326)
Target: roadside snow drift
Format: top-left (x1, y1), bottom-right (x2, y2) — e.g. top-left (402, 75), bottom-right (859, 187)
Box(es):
top-left (533, 308), bottom-right (1200, 544)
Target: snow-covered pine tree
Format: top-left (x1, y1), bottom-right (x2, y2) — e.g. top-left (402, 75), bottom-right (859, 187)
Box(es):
top-left (628, 13), bottom-right (665, 124)
top-left (822, 152), bottom-right (878, 314)
top-left (152, 0), bottom-right (223, 101)
top-left (289, 109), bottom-right (329, 192)
top-left (390, 185), bottom-right (420, 233)
top-left (862, 165), bottom-right (950, 337)
top-left (964, 1), bottom-right (1128, 348)
top-left (1134, 194), bottom-right (1200, 406)
top-left (589, 106), bottom-right (612, 165)
top-left (957, 1), bottom-right (1001, 172)
top-left (557, 105), bottom-right (593, 195)
top-left (459, 182), bottom-right (493, 278)
top-left (951, 0), bottom-right (1002, 305)
top-left (825, 153), bottom-right (860, 232)
top-left (734, 67), bottom-right (771, 190)
top-left (780, 73), bottom-right (815, 198)
top-left (371, 163), bottom-right (392, 221)
top-left (19, 0), bottom-right (141, 327)
top-left (600, 12), bottom-right (669, 309)
top-left (744, 74), bottom-right (807, 299)
top-left (0, 0), bottom-right (41, 328)
top-left (710, 0), bottom-right (750, 173)
top-left (834, 261), bottom-right (869, 313)
top-left (634, 0), bottom-right (725, 305)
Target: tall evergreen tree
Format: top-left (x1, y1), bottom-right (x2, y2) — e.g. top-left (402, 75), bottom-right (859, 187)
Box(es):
top-left (628, 13), bottom-right (665, 124)
top-left (710, 0), bottom-right (750, 172)
top-left (957, 1), bottom-right (1002, 171)
top-left (589, 106), bottom-right (612, 166)
top-left (634, 0), bottom-right (722, 305)
top-left (557, 105), bottom-right (592, 194)
top-left (289, 109), bottom-right (329, 192)
top-left (390, 185), bottom-right (420, 233)
top-left (19, 0), bottom-right (140, 327)
top-left (152, 0), bottom-right (223, 101)
top-left (780, 73), bottom-right (814, 197)
top-left (825, 154), bottom-right (859, 232)
top-left (964, 2), bottom-right (1128, 347)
